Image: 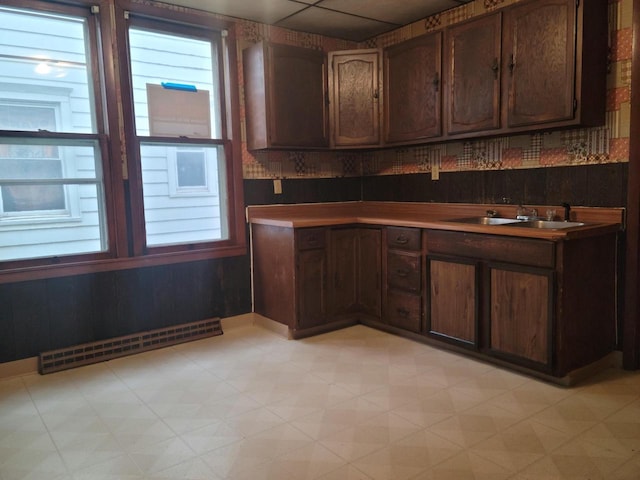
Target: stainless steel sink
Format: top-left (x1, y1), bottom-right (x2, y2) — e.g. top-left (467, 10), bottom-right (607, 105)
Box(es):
top-left (446, 216), bottom-right (521, 225)
top-left (505, 220), bottom-right (586, 229)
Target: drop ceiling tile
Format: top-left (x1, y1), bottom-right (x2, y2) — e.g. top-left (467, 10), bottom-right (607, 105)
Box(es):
top-left (317, 0), bottom-right (468, 24)
top-left (165, 0), bottom-right (308, 24)
top-left (276, 6), bottom-right (395, 42)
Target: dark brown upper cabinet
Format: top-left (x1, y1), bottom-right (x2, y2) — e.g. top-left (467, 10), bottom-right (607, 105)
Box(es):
top-left (243, 42), bottom-right (329, 150)
top-left (384, 32), bottom-right (442, 145)
top-left (329, 49), bottom-right (382, 148)
top-left (445, 13), bottom-right (502, 135)
top-left (502, 0), bottom-right (606, 131)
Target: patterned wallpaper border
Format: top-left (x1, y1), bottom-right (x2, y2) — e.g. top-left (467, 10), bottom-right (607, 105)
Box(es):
top-left (238, 0), bottom-right (632, 180)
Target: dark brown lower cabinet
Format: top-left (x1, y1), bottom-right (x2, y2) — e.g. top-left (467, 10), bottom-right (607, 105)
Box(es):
top-left (297, 247), bottom-right (328, 330)
top-left (386, 289), bottom-right (422, 333)
top-left (428, 256), bottom-right (478, 348)
top-left (487, 264), bottom-right (553, 370)
top-left (426, 229), bottom-right (616, 377)
top-left (329, 227), bottom-right (382, 320)
top-left (383, 227), bottom-right (424, 333)
top-left (253, 222), bottom-right (617, 380)
top-left (252, 224), bottom-right (381, 338)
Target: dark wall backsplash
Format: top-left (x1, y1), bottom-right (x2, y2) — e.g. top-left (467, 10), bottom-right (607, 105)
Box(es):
top-left (244, 177), bottom-right (362, 206)
top-left (362, 164), bottom-right (629, 208)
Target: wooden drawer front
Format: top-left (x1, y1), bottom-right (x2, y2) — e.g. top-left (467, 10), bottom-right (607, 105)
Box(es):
top-left (387, 227), bottom-right (421, 251)
top-left (297, 228), bottom-right (326, 250)
top-left (426, 230), bottom-right (555, 269)
top-left (387, 290), bottom-right (422, 333)
top-left (387, 251), bottom-right (421, 293)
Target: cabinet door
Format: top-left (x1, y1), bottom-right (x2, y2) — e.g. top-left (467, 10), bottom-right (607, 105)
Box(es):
top-left (297, 248), bottom-right (328, 329)
top-left (503, 0), bottom-right (576, 128)
top-left (329, 229), bottom-right (359, 315)
top-left (428, 257), bottom-right (478, 347)
top-left (445, 13), bottom-right (501, 135)
top-left (358, 228), bottom-right (382, 317)
top-left (329, 49), bottom-right (381, 147)
top-left (329, 228), bottom-right (381, 317)
top-left (269, 44), bottom-right (328, 147)
top-left (243, 42), bottom-right (328, 149)
top-left (488, 264), bottom-right (553, 369)
top-left (384, 32), bottom-right (441, 143)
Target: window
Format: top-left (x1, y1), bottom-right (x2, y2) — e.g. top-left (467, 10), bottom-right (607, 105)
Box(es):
top-left (0, 0), bottom-right (244, 275)
top-left (0, 3), bottom-right (110, 263)
top-left (125, 21), bottom-right (233, 252)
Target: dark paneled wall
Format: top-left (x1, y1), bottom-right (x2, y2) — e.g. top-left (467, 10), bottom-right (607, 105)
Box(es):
top-left (0, 257), bottom-right (251, 363)
top-left (362, 163), bottom-right (628, 207)
top-left (0, 165), bottom-right (627, 363)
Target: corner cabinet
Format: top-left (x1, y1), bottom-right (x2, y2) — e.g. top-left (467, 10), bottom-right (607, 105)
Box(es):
top-left (384, 32), bottom-right (442, 144)
top-left (251, 223), bottom-right (381, 338)
top-left (328, 49), bottom-right (382, 148)
top-left (243, 42), bottom-right (329, 149)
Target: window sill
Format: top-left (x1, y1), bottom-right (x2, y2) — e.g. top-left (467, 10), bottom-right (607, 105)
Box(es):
top-left (0, 243), bottom-right (247, 284)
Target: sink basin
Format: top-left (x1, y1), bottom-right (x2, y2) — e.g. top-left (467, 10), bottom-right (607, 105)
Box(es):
top-left (446, 216), bottom-right (521, 225)
top-left (505, 220), bottom-right (586, 229)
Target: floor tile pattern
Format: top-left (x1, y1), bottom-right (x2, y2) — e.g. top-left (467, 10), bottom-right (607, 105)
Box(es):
top-left (1, 322), bottom-right (639, 479)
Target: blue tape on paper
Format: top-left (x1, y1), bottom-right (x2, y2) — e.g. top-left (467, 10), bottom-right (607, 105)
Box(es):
top-left (161, 82), bottom-right (197, 92)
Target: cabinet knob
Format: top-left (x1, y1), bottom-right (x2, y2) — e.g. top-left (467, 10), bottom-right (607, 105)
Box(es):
top-left (491, 58), bottom-right (499, 79)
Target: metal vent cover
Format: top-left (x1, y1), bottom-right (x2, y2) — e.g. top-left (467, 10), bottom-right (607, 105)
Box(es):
top-left (39, 318), bottom-right (222, 374)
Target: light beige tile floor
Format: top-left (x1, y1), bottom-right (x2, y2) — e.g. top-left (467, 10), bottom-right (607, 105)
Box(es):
top-left (1, 321), bottom-right (640, 480)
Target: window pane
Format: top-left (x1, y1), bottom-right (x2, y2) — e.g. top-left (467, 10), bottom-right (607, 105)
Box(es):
top-left (0, 6), bottom-right (96, 133)
top-left (128, 28), bottom-right (222, 139)
top-left (0, 140), bottom-right (108, 261)
top-left (140, 142), bottom-right (228, 247)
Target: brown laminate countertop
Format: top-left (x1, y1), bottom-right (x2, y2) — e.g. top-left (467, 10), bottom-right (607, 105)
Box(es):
top-left (246, 201), bottom-right (625, 241)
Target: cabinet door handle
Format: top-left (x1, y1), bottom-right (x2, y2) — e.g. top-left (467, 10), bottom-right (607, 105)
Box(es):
top-left (509, 54), bottom-right (516, 73)
top-left (395, 235), bottom-right (408, 245)
top-left (373, 89), bottom-right (379, 99)
top-left (433, 73), bottom-right (440, 90)
top-left (491, 58), bottom-right (499, 79)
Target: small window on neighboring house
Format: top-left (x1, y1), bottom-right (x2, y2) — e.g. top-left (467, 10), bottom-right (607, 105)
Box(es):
top-left (0, 103), bottom-right (68, 217)
top-left (177, 150), bottom-right (206, 189)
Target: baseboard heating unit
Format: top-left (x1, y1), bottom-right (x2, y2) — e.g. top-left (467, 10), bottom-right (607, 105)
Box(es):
top-left (39, 317), bottom-right (222, 374)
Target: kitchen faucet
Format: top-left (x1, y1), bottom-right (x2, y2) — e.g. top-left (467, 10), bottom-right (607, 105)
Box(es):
top-left (562, 202), bottom-right (571, 221)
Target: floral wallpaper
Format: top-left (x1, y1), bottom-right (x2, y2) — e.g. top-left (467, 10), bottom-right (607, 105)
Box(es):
top-left (238, 0), bottom-right (632, 180)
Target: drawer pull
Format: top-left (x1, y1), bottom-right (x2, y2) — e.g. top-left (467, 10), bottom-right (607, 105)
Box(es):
top-left (395, 235), bottom-right (409, 245)
top-left (396, 269), bottom-right (409, 277)
top-left (396, 307), bottom-right (410, 317)
top-left (306, 236), bottom-right (317, 244)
